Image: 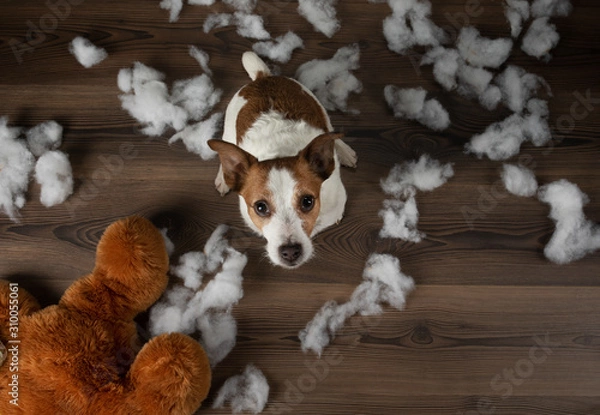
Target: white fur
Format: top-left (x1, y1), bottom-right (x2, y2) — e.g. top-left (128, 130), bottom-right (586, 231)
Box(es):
top-left (218, 52), bottom-right (354, 268)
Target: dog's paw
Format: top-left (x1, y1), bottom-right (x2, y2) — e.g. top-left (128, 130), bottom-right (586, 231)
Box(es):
top-left (336, 140), bottom-right (358, 168)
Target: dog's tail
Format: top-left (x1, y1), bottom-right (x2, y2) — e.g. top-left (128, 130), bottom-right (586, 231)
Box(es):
top-left (242, 51), bottom-right (271, 80)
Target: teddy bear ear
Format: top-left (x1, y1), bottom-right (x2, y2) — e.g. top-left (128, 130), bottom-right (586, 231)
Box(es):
top-left (81, 216), bottom-right (169, 316)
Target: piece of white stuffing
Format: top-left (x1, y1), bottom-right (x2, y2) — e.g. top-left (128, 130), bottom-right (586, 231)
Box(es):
top-left (148, 225), bottom-right (248, 366)
top-left (299, 254), bottom-right (415, 356)
top-left (26, 121), bottom-right (63, 157)
top-left (119, 62), bottom-right (189, 136)
top-left (378, 154), bottom-right (454, 242)
top-left (494, 65), bottom-right (551, 114)
top-left (69, 36), bottom-right (108, 68)
top-left (504, 0), bottom-right (530, 38)
top-left (297, 0), bottom-right (340, 38)
top-left (456, 26), bottom-right (513, 69)
top-left (538, 179), bottom-right (600, 264)
top-left (466, 98), bottom-right (552, 160)
top-left (384, 85), bottom-right (450, 131)
top-left (34, 150), bottom-right (73, 207)
top-left (531, 0), bottom-right (573, 18)
top-left (171, 74), bottom-right (222, 121)
top-left (224, 0), bottom-right (257, 13)
top-left (456, 63), bottom-right (502, 110)
top-left (295, 44), bottom-right (362, 113)
top-left (381, 154), bottom-right (455, 197)
top-left (380, 0), bottom-right (447, 54)
top-left (160, 228), bottom-right (176, 257)
top-left (501, 163), bottom-right (538, 197)
top-left (204, 12), bottom-right (270, 40)
top-left (379, 191), bottom-right (424, 242)
top-left (0, 118), bottom-right (34, 221)
top-left (213, 364), bottom-right (270, 414)
top-left (189, 0), bottom-right (216, 5)
top-left (521, 17), bottom-right (560, 61)
top-left (189, 45), bottom-right (213, 76)
top-left (160, 0), bottom-right (183, 22)
top-left (252, 31), bottom-right (304, 64)
top-left (169, 112), bottom-right (223, 160)
top-left (203, 13), bottom-right (235, 32)
top-left (421, 46), bottom-right (461, 91)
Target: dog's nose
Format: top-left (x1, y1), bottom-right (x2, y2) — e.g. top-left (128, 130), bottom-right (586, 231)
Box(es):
top-left (279, 243), bottom-right (302, 265)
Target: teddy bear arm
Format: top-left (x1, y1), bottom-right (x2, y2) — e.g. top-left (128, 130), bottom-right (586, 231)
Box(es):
top-left (125, 333), bottom-right (211, 415)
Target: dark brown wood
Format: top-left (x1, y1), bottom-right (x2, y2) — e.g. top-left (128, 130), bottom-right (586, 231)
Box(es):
top-left (1, 1), bottom-right (599, 414)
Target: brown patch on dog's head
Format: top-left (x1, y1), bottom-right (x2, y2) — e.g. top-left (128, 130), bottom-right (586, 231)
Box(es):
top-left (208, 140), bottom-right (259, 192)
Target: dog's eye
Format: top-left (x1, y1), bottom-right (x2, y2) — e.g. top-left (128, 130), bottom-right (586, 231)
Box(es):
top-left (300, 195), bottom-right (315, 212)
top-left (254, 200), bottom-right (271, 217)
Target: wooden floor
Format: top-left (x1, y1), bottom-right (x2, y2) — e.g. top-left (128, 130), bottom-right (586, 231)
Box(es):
top-left (1, 0), bottom-right (599, 414)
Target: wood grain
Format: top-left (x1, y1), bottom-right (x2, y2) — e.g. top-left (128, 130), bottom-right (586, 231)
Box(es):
top-left (1, 0), bottom-right (599, 414)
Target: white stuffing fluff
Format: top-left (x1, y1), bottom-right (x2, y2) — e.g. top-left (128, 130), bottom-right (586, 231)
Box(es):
top-left (169, 112), bottom-right (223, 160)
top-left (224, 0), bottom-right (257, 13)
top-left (189, 0), bottom-right (216, 4)
top-left (119, 62), bottom-right (188, 136)
top-left (69, 36), bottom-right (108, 68)
top-left (299, 254), bottom-right (415, 356)
top-left (170, 74), bottom-right (222, 121)
top-left (148, 225), bottom-right (248, 366)
top-left (421, 47), bottom-right (461, 91)
top-left (252, 31), bottom-right (304, 64)
top-left (456, 26), bottom-right (513, 69)
top-left (466, 98), bottom-right (552, 160)
top-left (538, 179), bottom-right (600, 264)
top-left (160, 228), bottom-right (176, 257)
top-left (189, 45), bottom-right (213, 76)
top-left (160, 0), bottom-right (183, 22)
top-left (531, 0), bottom-right (573, 18)
top-left (26, 121), bottom-right (63, 157)
top-left (384, 85), bottom-right (450, 131)
top-left (380, 0), bottom-right (447, 54)
top-left (378, 154), bottom-right (454, 241)
top-left (34, 150), bottom-right (73, 208)
top-left (456, 64), bottom-right (502, 110)
top-left (421, 47), bottom-right (501, 110)
top-left (521, 17), bottom-right (560, 61)
top-left (0, 118), bottom-right (34, 221)
top-left (213, 364), bottom-right (270, 414)
top-left (501, 163), bottom-right (538, 197)
top-left (297, 0), bottom-right (340, 38)
top-left (379, 191), bottom-right (424, 242)
top-left (380, 154), bottom-right (455, 197)
top-left (203, 13), bottom-right (235, 32)
top-left (204, 12), bottom-right (270, 40)
top-left (295, 44), bottom-right (362, 113)
top-left (494, 65), bottom-right (551, 114)
top-left (505, 0), bottom-right (530, 37)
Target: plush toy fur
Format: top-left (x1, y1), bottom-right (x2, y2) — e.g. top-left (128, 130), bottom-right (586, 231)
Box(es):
top-left (0, 216), bottom-right (211, 415)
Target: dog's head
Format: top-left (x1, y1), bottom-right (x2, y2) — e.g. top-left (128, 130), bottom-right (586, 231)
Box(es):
top-left (208, 133), bottom-right (341, 268)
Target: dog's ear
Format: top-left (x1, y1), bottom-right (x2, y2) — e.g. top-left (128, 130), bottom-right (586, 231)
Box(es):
top-left (300, 132), bottom-right (343, 181)
top-left (208, 140), bottom-right (258, 192)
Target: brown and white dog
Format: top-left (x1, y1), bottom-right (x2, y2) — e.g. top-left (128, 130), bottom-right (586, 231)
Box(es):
top-left (208, 52), bottom-right (357, 269)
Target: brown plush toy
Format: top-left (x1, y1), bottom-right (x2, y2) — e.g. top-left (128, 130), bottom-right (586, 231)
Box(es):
top-left (0, 216), bottom-right (211, 415)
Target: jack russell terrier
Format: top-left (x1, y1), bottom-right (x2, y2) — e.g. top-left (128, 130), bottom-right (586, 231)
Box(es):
top-left (208, 52), bottom-right (357, 269)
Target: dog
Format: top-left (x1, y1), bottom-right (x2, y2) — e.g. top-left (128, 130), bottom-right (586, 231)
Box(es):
top-left (208, 52), bottom-right (357, 269)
